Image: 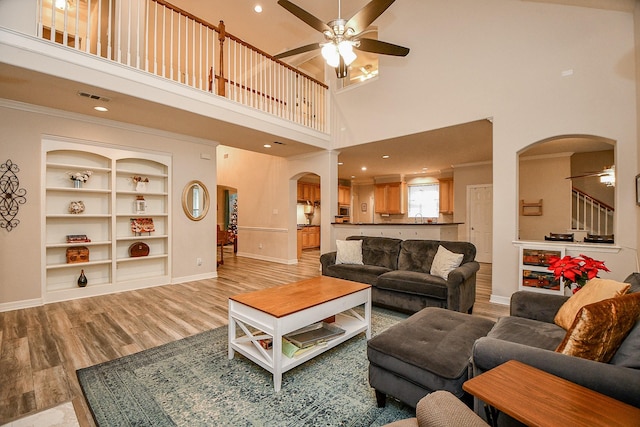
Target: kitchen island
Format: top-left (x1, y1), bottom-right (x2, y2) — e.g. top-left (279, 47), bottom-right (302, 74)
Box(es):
top-left (332, 222), bottom-right (463, 241)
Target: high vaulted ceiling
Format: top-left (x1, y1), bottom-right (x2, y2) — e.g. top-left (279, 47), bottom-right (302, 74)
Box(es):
top-left (1, 0), bottom-right (629, 181)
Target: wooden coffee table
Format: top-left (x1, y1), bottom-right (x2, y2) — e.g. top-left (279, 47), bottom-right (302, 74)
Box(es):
top-left (228, 276), bottom-right (371, 391)
top-left (463, 360), bottom-right (640, 427)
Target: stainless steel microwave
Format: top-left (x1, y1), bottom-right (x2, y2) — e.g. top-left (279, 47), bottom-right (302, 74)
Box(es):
top-left (338, 206), bottom-right (350, 216)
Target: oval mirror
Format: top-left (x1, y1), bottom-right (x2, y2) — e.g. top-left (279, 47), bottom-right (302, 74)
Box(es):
top-left (182, 180), bottom-right (210, 221)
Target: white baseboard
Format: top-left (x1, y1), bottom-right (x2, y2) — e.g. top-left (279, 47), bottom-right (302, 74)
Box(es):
top-left (236, 252), bottom-right (291, 264)
top-left (489, 294), bottom-right (510, 306)
top-left (172, 272), bottom-right (218, 284)
top-left (0, 297), bottom-right (43, 313)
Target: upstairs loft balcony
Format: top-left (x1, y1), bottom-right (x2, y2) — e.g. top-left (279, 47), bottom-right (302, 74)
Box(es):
top-left (35, 0), bottom-right (328, 134)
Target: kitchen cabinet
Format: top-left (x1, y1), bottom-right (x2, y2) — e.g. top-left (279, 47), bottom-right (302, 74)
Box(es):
top-left (297, 182), bottom-right (320, 203)
top-left (374, 182), bottom-right (406, 214)
top-left (338, 185), bottom-right (351, 206)
top-left (301, 226), bottom-right (320, 249)
top-left (438, 178), bottom-right (454, 214)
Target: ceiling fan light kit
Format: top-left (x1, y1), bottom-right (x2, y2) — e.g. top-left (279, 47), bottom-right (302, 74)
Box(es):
top-left (276, 0), bottom-right (409, 79)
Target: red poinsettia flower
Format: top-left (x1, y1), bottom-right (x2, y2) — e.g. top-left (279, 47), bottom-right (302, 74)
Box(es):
top-left (547, 254), bottom-right (609, 290)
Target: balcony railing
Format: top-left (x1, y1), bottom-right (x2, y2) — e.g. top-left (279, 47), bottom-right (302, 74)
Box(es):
top-left (38, 0), bottom-right (328, 132)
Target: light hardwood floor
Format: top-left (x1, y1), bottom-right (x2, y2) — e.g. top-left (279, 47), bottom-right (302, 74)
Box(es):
top-left (0, 249), bottom-right (508, 426)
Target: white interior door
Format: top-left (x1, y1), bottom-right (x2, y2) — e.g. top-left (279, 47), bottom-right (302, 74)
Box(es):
top-left (468, 185), bottom-right (493, 263)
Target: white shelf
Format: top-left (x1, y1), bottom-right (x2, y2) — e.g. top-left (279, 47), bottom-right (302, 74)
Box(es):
top-left (43, 140), bottom-right (171, 303)
top-left (46, 241), bottom-right (111, 248)
top-left (47, 259), bottom-right (112, 270)
top-left (116, 254), bottom-right (168, 263)
top-left (46, 187), bottom-right (111, 193)
top-left (46, 162), bottom-right (111, 172)
top-left (116, 235), bottom-right (168, 241)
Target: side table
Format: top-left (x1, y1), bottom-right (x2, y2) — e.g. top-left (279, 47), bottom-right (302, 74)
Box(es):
top-left (463, 360), bottom-right (640, 427)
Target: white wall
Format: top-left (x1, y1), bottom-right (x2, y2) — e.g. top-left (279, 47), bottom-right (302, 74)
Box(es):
top-left (331, 0), bottom-right (638, 298)
top-left (0, 101), bottom-right (217, 309)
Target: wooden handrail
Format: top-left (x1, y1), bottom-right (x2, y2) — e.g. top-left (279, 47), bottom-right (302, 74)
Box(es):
top-left (149, 0), bottom-right (328, 89)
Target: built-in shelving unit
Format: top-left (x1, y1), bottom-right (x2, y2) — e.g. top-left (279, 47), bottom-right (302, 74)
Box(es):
top-left (42, 139), bottom-right (171, 302)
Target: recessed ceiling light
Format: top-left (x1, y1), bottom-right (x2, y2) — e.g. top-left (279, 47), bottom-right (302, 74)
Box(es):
top-left (382, 155), bottom-right (390, 159)
top-left (338, 162), bottom-right (343, 166)
top-left (351, 175), bottom-right (356, 179)
top-left (94, 106), bottom-right (108, 112)
top-left (254, 4), bottom-right (262, 13)
top-left (361, 167), bottom-right (367, 171)
top-left (263, 144), bottom-right (271, 148)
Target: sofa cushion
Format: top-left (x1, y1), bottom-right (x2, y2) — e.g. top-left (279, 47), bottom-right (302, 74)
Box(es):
top-left (347, 236), bottom-right (402, 270)
top-left (376, 271), bottom-right (448, 299)
top-left (397, 240), bottom-right (476, 273)
top-left (554, 278), bottom-right (630, 330)
top-left (488, 316), bottom-right (566, 351)
top-left (323, 264), bottom-right (390, 286)
top-left (556, 293), bottom-right (640, 363)
top-left (610, 318), bottom-right (640, 368)
top-left (430, 246), bottom-right (464, 280)
top-left (335, 239), bottom-right (363, 265)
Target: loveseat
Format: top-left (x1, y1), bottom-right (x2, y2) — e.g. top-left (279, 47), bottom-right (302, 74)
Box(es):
top-left (471, 273), bottom-right (640, 413)
top-left (320, 236), bottom-right (479, 313)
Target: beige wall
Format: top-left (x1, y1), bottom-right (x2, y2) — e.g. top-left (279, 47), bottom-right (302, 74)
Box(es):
top-left (519, 155), bottom-right (572, 240)
top-left (0, 102), bottom-right (217, 308)
top-left (216, 146), bottom-right (337, 263)
top-left (452, 163), bottom-right (493, 242)
top-left (332, 0), bottom-right (637, 300)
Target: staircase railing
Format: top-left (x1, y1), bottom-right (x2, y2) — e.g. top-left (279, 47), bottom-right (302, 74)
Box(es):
top-left (571, 187), bottom-right (614, 235)
top-left (38, 0), bottom-right (328, 132)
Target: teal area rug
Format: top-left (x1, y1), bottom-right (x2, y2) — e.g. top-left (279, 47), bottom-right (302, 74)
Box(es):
top-left (77, 308), bottom-right (414, 426)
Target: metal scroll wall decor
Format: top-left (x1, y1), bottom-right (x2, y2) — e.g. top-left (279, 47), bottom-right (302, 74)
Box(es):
top-left (0, 159), bottom-right (27, 231)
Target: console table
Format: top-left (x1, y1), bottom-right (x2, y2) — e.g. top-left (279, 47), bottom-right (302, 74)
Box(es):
top-left (463, 360), bottom-right (640, 427)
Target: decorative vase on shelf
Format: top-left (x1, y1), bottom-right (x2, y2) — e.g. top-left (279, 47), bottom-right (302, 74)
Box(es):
top-left (78, 269), bottom-right (88, 287)
top-left (74, 180), bottom-right (82, 189)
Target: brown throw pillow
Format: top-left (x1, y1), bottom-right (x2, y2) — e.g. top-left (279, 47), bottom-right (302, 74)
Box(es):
top-left (556, 293), bottom-right (640, 363)
top-left (554, 278), bottom-right (630, 330)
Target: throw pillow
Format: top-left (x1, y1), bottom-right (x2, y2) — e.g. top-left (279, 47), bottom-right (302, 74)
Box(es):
top-left (335, 239), bottom-right (363, 265)
top-left (554, 278), bottom-right (630, 330)
top-left (555, 292), bottom-right (640, 363)
top-left (430, 245), bottom-right (464, 280)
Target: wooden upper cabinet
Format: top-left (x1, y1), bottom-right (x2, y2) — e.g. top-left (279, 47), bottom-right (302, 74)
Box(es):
top-left (297, 182), bottom-right (320, 202)
top-left (439, 178), bottom-right (454, 214)
top-left (338, 186), bottom-right (351, 206)
top-left (374, 182), bottom-right (406, 214)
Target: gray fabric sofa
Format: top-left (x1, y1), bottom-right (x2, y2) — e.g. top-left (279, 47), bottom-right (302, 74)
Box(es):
top-left (471, 273), bottom-right (640, 414)
top-left (320, 236), bottom-right (479, 313)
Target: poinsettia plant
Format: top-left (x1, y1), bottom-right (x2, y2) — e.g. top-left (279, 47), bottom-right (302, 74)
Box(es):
top-left (547, 254), bottom-right (610, 293)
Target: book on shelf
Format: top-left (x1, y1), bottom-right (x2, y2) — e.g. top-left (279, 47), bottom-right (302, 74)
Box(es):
top-left (66, 234), bottom-right (91, 243)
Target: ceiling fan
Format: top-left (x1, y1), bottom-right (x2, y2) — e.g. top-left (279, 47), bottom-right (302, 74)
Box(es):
top-left (274, 0), bottom-right (410, 78)
top-left (566, 165), bottom-right (615, 186)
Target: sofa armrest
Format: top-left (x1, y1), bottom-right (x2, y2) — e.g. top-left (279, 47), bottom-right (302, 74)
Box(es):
top-left (446, 261), bottom-right (480, 313)
top-left (448, 261), bottom-right (480, 285)
top-left (510, 291), bottom-right (569, 323)
top-left (471, 337), bottom-right (640, 408)
top-left (320, 251), bottom-right (337, 275)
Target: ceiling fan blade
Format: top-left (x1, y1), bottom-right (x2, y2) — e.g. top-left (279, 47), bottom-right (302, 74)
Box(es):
top-left (274, 43), bottom-right (321, 59)
top-left (346, 0), bottom-right (396, 35)
top-left (355, 38), bottom-right (409, 56)
top-left (565, 172), bottom-right (602, 179)
top-left (277, 0), bottom-right (332, 34)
